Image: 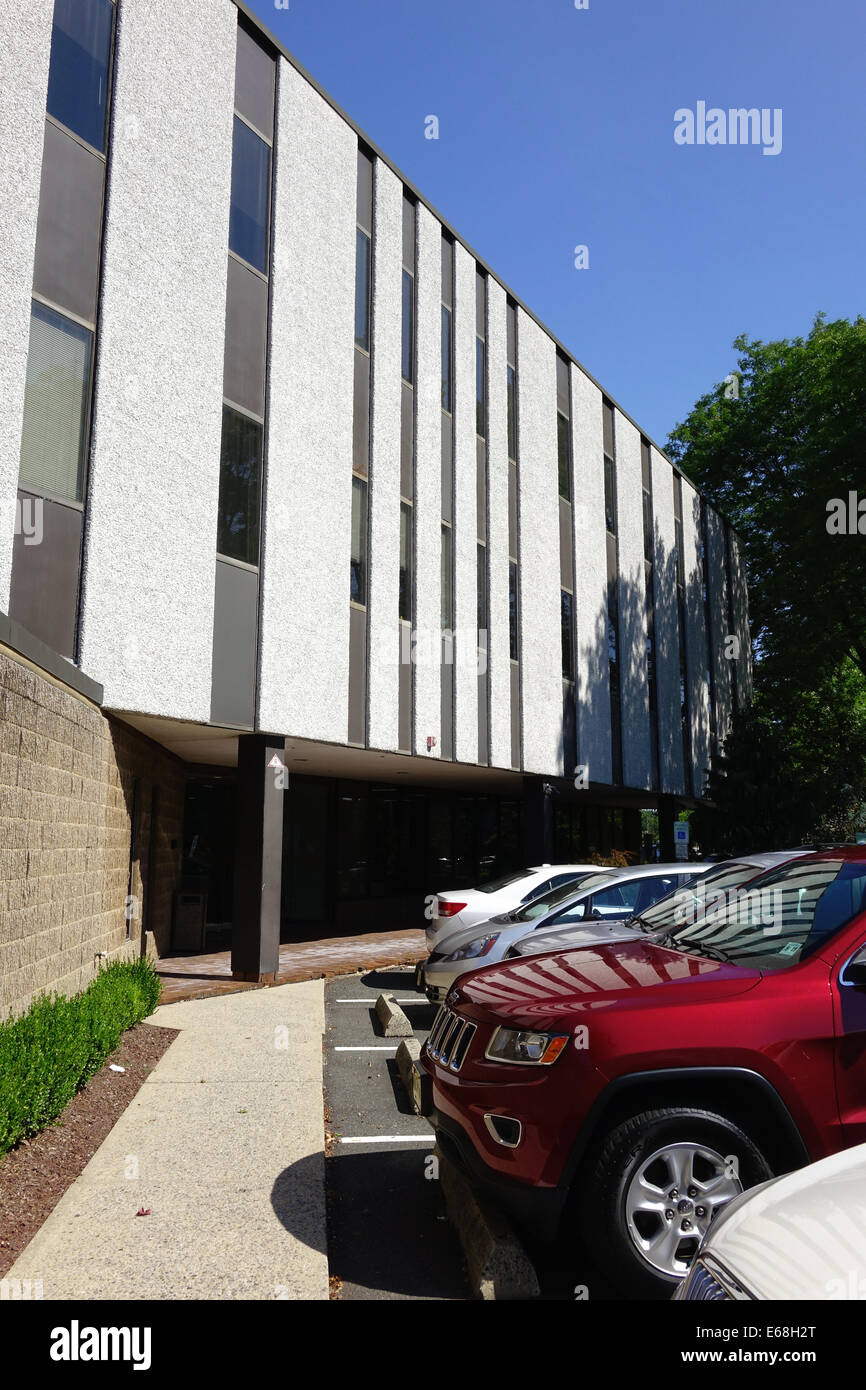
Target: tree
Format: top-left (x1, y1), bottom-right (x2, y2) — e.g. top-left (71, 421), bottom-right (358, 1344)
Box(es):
top-left (668, 315), bottom-right (866, 850)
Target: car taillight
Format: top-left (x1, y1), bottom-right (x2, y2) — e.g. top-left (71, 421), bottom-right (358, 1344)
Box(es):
top-left (437, 900), bottom-right (466, 918)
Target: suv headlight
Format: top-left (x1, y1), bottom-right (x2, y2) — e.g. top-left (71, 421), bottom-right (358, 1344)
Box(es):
top-left (485, 1026), bottom-right (569, 1065)
top-left (445, 934), bottom-right (499, 962)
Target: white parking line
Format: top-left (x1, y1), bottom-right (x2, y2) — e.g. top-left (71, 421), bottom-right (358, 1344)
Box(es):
top-left (334, 1046), bottom-right (398, 1052)
top-left (339, 1136), bottom-right (434, 1144)
top-left (335, 998), bottom-right (427, 1004)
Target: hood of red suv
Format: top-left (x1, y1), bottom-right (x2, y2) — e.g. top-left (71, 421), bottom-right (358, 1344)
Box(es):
top-left (448, 937), bottom-right (763, 1030)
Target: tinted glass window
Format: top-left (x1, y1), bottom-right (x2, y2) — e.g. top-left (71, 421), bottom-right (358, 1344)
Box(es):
top-left (441, 524), bottom-right (452, 627)
top-left (399, 503), bottom-right (412, 621)
top-left (47, 0), bottom-right (114, 151)
top-left (18, 301), bottom-right (92, 503)
top-left (634, 875), bottom-right (678, 913)
top-left (351, 476), bottom-right (368, 605)
top-left (441, 306), bottom-right (452, 411)
top-left (561, 590), bottom-right (574, 681)
top-left (604, 454), bottom-right (616, 533)
top-left (509, 561), bottom-right (518, 660)
top-left (476, 338), bottom-right (486, 437)
top-left (355, 230), bottom-right (372, 351)
top-left (401, 270), bottom-right (414, 383)
top-left (229, 117), bottom-right (270, 273)
top-left (557, 412), bottom-right (571, 499)
top-left (217, 406), bottom-right (261, 565)
top-left (589, 879), bottom-right (643, 916)
top-left (506, 365), bottom-right (517, 460)
top-left (476, 868), bottom-right (535, 895)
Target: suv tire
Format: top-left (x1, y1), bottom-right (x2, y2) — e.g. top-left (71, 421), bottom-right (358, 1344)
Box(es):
top-left (576, 1106), bottom-right (774, 1298)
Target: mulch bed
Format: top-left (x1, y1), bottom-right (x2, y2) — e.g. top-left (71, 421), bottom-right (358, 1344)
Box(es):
top-left (0, 1021), bottom-right (178, 1278)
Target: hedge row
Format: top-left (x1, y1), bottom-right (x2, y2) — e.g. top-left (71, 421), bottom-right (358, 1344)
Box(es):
top-left (0, 957), bottom-right (162, 1158)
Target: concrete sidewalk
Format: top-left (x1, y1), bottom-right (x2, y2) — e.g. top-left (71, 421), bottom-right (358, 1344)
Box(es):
top-left (6, 980), bottom-right (328, 1300)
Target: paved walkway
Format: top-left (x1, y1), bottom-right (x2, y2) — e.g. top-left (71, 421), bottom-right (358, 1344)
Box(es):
top-left (157, 928), bottom-right (426, 1003)
top-left (6, 980), bottom-right (329, 1300)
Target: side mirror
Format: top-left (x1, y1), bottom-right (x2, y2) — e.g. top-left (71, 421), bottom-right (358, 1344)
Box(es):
top-left (842, 946), bottom-right (866, 987)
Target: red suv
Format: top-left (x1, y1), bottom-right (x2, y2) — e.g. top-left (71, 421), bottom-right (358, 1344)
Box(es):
top-left (419, 849), bottom-right (866, 1296)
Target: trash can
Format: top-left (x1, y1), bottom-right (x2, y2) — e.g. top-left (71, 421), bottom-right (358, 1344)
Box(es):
top-left (172, 891), bottom-right (207, 952)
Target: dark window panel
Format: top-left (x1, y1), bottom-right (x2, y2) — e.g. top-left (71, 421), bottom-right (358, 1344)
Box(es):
top-left (356, 149), bottom-right (374, 232)
top-left (508, 461), bottom-right (518, 558)
top-left (641, 437), bottom-right (652, 490)
top-left (399, 502), bottom-right (413, 622)
top-left (400, 382), bottom-right (414, 500)
top-left (506, 301), bottom-right (517, 365)
top-left (402, 197), bottom-right (416, 270)
top-left (440, 419), bottom-right (452, 521)
top-left (210, 557), bottom-right (257, 728)
top-left (441, 236), bottom-right (454, 306)
top-left (556, 353), bottom-right (570, 415)
top-left (351, 476), bottom-right (368, 605)
top-left (557, 411), bottom-right (571, 500)
top-left (229, 117), bottom-right (270, 273)
top-left (440, 524), bottom-right (452, 628)
top-left (477, 543), bottom-right (487, 634)
top-left (9, 491), bottom-right (83, 658)
top-left (441, 305), bottom-right (453, 412)
top-left (602, 399), bottom-right (615, 458)
top-left (353, 349), bottom-right (370, 475)
top-left (223, 255), bottom-right (268, 418)
top-left (234, 24), bottom-right (275, 141)
top-left (475, 271), bottom-right (486, 337)
top-left (643, 487), bottom-right (654, 563)
top-left (355, 228), bottom-right (371, 350)
top-left (217, 406), bottom-right (262, 566)
top-left (506, 364), bottom-right (517, 461)
top-left (348, 604), bottom-right (367, 745)
top-left (476, 337), bottom-right (486, 438)
top-left (604, 454), bottom-right (617, 534)
top-left (476, 436), bottom-right (486, 543)
top-left (559, 496), bottom-right (574, 590)
top-left (509, 561), bottom-right (519, 661)
top-left (46, 0), bottom-right (114, 152)
top-left (401, 268), bottom-right (414, 383)
top-left (561, 590), bottom-right (574, 681)
top-left (33, 121), bottom-right (104, 325)
top-left (18, 301), bottom-right (92, 504)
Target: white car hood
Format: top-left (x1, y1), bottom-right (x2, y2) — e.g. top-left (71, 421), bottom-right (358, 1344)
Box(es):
top-left (704, 1145), bottom-right (866, 1300)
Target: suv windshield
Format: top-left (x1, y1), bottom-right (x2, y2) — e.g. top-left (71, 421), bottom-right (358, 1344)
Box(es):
top-left (635, 863), bottom-right (761, 933)
top-left (667, 858), bottom-right (866, 970)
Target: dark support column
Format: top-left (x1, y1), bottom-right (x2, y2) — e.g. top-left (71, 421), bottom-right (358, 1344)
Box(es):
top-left (658, 795), bottom-right (678, 862)
top-left (231, 734), bottom-right (286, 984)
top-left (522, 777), bottom-right (554, 864)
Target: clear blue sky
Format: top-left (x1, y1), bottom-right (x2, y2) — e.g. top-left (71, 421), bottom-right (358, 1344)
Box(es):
top-left (245, 0), bottom-right (866, 447)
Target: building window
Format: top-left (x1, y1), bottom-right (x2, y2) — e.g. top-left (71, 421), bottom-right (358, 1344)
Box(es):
top-left (229, 117), bottom-right (271, 274)
top-left (477, 544), bottom-right (487, 634)
top-left (604, 454), bottom-right (616, 534)
top-left (561, 590), bottom-right (574, 681)
top-left (401, 267), bottom-right (415, 385)
top-left (476, 337), bottom-right (486, 438)
top-left (509, 561), bottom-right (519, 660)
top-left (217, 405), bottom-right (262, 566)
top-left (46, 0), bottom-right (114, 153)
top-left (354, 229), bottom-right (371, 351)
top-left (506, 365), bottom-right (517, 461)
top-left (557, 411), bottom-right (571, 500)
top-left (18, 300), bottom-right (92, 504)
top-left (440, 305), bottom-right (453, 412)
top-left (441, 524), bottom-right (452, 628)
top-left (399, 502), bottom-right (412, 622)
top-left (351, 476), bottom-right (368, 605)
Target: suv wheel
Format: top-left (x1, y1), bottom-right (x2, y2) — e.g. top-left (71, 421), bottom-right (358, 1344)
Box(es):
top-left (576, 1107), bottom-right (774, 1298)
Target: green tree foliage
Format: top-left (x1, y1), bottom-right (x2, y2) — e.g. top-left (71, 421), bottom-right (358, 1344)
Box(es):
top-left (668, 315), bottom-right (866, 849)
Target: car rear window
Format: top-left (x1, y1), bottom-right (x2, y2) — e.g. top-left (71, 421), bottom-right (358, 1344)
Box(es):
top-left (668, 859), bottom-right (866, 969)
top-left (475, 869), bottom-right (534, 894)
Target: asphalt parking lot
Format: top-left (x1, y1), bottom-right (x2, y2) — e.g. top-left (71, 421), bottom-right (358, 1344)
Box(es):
top-left (323, 966), bottom-right (469, 1299)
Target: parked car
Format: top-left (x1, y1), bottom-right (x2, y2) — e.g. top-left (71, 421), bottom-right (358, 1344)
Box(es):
top-left (417, 848), bottom-right (866, 1297)
top-left (674, 1142), bottom-right (866, 1300)
top-left (423, 863), bottom-right (715, 1003)
top-left (425, 864), bottom-right (599, 953)
top-left (505, 849), bottom-right (810, 960)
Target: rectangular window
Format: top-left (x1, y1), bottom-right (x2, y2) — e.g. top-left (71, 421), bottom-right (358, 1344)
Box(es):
top-left (441, 306), bottom-right (453, 411)
top-left (506, 365), bottom-right (517, 461)
top-left (229, 116), bottom-right (270, 273)
top-left (440, 524), bottom-right (452, 628)
top-left (351, 476), bottom-right (368, 605)
top-left (399, 503), bottom-right (412, 622)
top-left (561, 590), bottom-right (574, 681)
top-left (18, 300), bottom-right (92, 504)
top-left (604, 454), bottom-right (617, 534)
top-left (217, 405), bottom-right (262, 566)
top-left (355, 229), bottom-right (371, 351)
top-left (401, 268), bottom-right (414, 384)
top-left (557, 411), bottom-right (571, 500)
top-left (509, 561), bottom-right (519, 661)
top-left (46, 0), bottom-right (114, 152)
top-left (477, 544), bottom-right (487, 634)
top-left (476, 338), bottom-right (486, 437)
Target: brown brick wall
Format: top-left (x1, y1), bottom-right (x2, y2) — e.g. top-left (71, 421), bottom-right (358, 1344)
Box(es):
top-left (0, 647), bottom-right (184, 1018)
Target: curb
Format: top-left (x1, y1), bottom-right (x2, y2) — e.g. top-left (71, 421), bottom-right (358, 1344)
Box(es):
top-left (395, 1037), bottom-right (422, 1108)
top-left (374, 992), bottom-right (414, 1037)
top-left (436, 1146), bottom-right (540, 1300)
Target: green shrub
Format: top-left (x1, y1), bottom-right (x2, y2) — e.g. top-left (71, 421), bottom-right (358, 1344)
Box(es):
top-left (0, 956), bottom-right (162, 1158)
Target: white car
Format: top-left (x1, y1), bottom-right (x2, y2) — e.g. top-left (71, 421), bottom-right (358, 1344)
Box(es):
top-left (423, 863), bottom-right (713, 1001)
top-left (425, 864), bottom-right (600, 953)
top-left (505, 850), bottom-right (810, 960)
top-left (674, 1143), bottom-right (866, 1300)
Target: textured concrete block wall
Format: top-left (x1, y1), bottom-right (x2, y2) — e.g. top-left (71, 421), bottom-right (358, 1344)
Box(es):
top-left (367, 161), bottom-right (403, 752)
top-left (615, 412), bottom-right (651, 791)
top-left (412, 205), bottom-right (442, 758)
top-left (516, 312), bottom-right (562, 776)
top-left (452, 244), bottom-right (478, 764)
top-left (486, 280), bottom-right (511, 771)
top-left (571, 367), bottom-right (612, 785)
top-left (651, 448), bottom-right (685, 795)
top-left (0, 649), bottom-right (183, 1020)
top-left (0, 1), bottom-right (53, 611)
top-left (78, 0), bottom-right (236, 720)
top-left (259, 59), bottom-right (356, 743)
